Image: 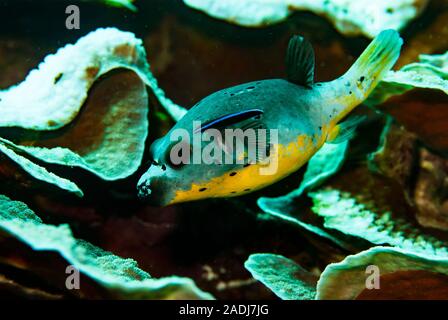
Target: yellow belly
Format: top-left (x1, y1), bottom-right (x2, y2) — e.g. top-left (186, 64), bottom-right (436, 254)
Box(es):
top-left (169, 133), bottom-right (324, 205)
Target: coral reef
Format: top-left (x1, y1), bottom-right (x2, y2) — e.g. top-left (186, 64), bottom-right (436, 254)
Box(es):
top-left (184, 0), bottom-right (429, 38)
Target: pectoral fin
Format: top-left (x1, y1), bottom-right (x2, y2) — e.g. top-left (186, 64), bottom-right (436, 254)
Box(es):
top-left (327, 115), bottom-right (366, 144)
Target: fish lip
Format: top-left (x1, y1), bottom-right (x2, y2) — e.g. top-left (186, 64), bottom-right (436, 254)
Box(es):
top-left (137, 186), bottom-right (151, 200)
top-left (137, 165), bottom-right (167, 199)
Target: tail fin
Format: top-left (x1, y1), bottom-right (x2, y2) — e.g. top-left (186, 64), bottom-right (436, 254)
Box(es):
top-left (326, 30), bottom-right (403, 122)
top-left (345, 29), bottom-right (402, 91)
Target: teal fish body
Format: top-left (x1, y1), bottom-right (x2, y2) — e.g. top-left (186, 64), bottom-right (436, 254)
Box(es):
top-left (138, 30), bottom-right (403, 206)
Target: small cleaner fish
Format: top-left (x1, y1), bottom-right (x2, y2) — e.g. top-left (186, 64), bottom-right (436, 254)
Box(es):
top-left (138, 30), bottom-right (403, 206)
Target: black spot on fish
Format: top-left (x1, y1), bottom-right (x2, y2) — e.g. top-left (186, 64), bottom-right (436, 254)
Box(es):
top-left (266, 148), bottom-right (271, 157)
top-left (161, 164), bottom-right (166, 171)
top-left (244, 189), bottom-right (251, 192)
top-left (349, 91), bottom-right (353, 95)
top-left (247, 86), bottom-right (255, 90)
top-left (318, 126), bottom-right (322, 131)
top-left (231, 191), bottom-right (237, 194)
top-left (386, 8), bottom-right (394, 13)
top-left (199, 188), bottom-right (207, 192)
top-left (230, 93), bottom-right (235, 97)
top-left (359, 76), bottom-right (365, 83)
top-left (230, 172), bottom-right (237, 176)
top-left (54, 73), bottom-right (63, 84)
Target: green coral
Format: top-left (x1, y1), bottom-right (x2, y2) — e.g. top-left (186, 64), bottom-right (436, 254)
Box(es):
top-left (183, 0), bottom-right (428, 38)
top-left (317, 246), bottom-right (448, 299)
top-left (0, 28), bottom-right (189, 196)
top-left (82, 0), bottom-right (137, 11)
top-left (245, 254), bottom-right (316, 300)
top-left (310, 189), bottom-right (448, 259)
top-left (0, 194), bottom-right (213, 300)
top-left (0, 141), bottom-right (83, 197)
top-left (367, 51), bottom-right (448, 106)
top-left (245, 247), bottom-right (448, 300)
top-left (102, 0), bottom-right (137, 11)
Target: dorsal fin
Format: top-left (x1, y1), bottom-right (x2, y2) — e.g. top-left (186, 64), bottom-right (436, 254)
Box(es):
top-left (285, 35), bottom-right (315, 87)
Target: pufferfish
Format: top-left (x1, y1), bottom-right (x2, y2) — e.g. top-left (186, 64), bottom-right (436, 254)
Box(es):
top-left (137, 30), bottom-right (403, 206)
